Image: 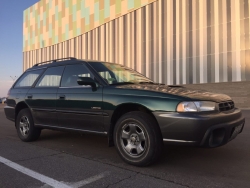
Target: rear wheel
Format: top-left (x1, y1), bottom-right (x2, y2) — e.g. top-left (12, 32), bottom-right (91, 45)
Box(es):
top-left (114, 111), bottom-right (163, 166)
top-left (16, 109), bottom-right (41, 142)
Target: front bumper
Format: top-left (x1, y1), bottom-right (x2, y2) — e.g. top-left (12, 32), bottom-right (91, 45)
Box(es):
top-left (153, 108), bottom-right (245, 147)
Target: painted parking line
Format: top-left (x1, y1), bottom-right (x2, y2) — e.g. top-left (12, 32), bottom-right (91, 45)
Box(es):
top-left (70, 171), bottom-right (109, 188)
top-left (0, 156), bottom-right (71, 188)
top-left (0, 156), bottom-right (107, 188)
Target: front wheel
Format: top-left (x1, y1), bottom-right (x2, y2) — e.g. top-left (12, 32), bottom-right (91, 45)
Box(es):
top-left (114, 111), bottom-right (163, 166)
top-left (16, 108), bottom-right (41, 142)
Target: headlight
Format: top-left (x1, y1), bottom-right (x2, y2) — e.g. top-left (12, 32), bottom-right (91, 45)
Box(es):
top-left (177, 101), bottom-right (215, 112)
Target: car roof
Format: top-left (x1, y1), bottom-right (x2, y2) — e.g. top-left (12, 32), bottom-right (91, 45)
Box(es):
top-left (26, 58), bottom-right (114, 72)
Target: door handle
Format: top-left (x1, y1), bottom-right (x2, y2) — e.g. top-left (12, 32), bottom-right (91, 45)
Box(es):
top-left (27, 95), bottom-right (33, 99)
top-left (59, 95), bottom-right (66, 99)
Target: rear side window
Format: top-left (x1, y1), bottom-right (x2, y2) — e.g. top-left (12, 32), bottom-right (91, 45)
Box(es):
top-left (36, 66), bottom-right (64, 87)
top-left (14, 69), bottom-right (44, 88)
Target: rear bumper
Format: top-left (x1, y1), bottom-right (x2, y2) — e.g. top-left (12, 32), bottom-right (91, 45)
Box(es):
top-left (4, 105), bottom-right (15, 122)
top-left (153, 108), bottom-right (245, 147)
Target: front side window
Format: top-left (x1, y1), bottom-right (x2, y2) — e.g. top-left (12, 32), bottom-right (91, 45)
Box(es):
top-left (14, 69), bottom-right (44, 88)
top-left (36, 66), bottom-right (64, 87)
top-left (90, 62), bottom-right (153, 85)
top-left (61, 64), bottom-right (94, 87)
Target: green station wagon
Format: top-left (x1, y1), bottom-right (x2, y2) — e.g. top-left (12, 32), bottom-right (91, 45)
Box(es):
top-left (4, 58), bottom-right (245, 166)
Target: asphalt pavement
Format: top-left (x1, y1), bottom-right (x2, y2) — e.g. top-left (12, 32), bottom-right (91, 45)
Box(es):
top-left (0, 104), bottom-right (249, 188)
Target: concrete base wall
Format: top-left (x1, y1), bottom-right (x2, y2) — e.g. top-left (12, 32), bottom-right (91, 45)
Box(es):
top-left (183, 81), bottom-right (250, 109)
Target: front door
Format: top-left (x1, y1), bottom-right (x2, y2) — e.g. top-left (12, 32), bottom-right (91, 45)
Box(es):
top-left (56, 63), bottom-right (104, 132)
top-left (26, 66), bottom-right (65, 126)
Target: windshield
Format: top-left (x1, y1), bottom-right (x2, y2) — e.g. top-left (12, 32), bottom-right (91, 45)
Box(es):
top-left (90, 62), bottom-right (153, 85)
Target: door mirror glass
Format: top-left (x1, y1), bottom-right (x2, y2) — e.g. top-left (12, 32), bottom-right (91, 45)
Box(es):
top-left (77, 77), bottom-right (96, 88)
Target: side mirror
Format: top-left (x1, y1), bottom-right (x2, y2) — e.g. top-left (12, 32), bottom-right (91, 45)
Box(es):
top-left (77, 77), bottom-right (97, 88)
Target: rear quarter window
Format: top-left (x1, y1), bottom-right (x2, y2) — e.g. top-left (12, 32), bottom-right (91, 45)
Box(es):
top-left (14, 69), bottom-right (44, 88)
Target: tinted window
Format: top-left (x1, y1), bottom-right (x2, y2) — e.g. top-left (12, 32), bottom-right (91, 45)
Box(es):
top-left (61, 64), bottom-right (94, 87)
top-left (36, 66), bottom-right (64, 87)
top-left (14, 69), bottom-right (44, 88)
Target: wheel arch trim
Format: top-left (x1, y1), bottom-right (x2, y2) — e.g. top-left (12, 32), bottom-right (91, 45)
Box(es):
top-left (15, 101), bottom-right (31, 118)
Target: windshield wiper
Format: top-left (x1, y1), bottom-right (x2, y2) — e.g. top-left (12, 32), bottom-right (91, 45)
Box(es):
top-left (139, 81), bottom-right (155, 84)
top-left (139, 82), bottom-right (165, 85)
top-left (109, 82), bottom-right (135, 85)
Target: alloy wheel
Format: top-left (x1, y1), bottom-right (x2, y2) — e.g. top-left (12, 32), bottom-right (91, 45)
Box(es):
top-left (120, 123), bottom-right (147, 157)
top-left (19, 116), bottom-right (30, 136)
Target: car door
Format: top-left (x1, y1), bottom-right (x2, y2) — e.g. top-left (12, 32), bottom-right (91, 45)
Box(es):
top-left (56, 63), bottom-right (104, 132)
top-left (26, 66), bottom-right (65, 126)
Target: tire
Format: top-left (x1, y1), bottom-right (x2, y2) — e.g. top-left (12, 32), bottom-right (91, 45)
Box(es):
top-left (16, 108), bottom-right (41, 142)
top-left (114, 111), bottom-right (163, 166)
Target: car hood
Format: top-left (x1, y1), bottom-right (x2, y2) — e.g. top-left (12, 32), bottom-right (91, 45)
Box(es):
top-left (116, 84), bottom-right (231, 102)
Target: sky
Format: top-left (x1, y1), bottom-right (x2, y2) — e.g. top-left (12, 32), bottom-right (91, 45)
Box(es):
top-left (0, 0), bottom-right (39, 97)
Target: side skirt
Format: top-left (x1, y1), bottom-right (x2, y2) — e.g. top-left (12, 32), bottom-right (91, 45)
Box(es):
top-left (35, 124), bottom-right (108, 135)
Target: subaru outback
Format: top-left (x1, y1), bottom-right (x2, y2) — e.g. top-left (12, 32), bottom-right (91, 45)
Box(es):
top-left (4, 57), bottom-right (245, 166)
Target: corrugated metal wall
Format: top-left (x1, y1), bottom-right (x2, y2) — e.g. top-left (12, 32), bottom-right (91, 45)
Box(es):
top-left (23, 0), bottom-right (250, 85)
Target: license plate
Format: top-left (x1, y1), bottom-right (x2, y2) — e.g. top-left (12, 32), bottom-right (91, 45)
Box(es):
top-left (231, 124), bottom-right (243, 139)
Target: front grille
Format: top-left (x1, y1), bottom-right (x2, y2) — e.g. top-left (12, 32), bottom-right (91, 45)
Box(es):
top-left (219, 101), bottom-right (235, 111)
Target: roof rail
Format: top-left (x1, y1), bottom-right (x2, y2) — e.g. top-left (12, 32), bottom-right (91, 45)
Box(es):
top-left (33, 57), bottom-right (77, 67)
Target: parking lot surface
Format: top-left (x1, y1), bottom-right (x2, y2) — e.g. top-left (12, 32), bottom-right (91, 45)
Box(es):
top-left (0, 104), bottom-right (249, 188)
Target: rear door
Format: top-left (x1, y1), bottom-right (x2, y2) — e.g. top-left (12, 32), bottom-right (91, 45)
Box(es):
top-left (56, 63), bottom-right (104, 132)
top-left (26, 66), bottom-right (65, 126)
